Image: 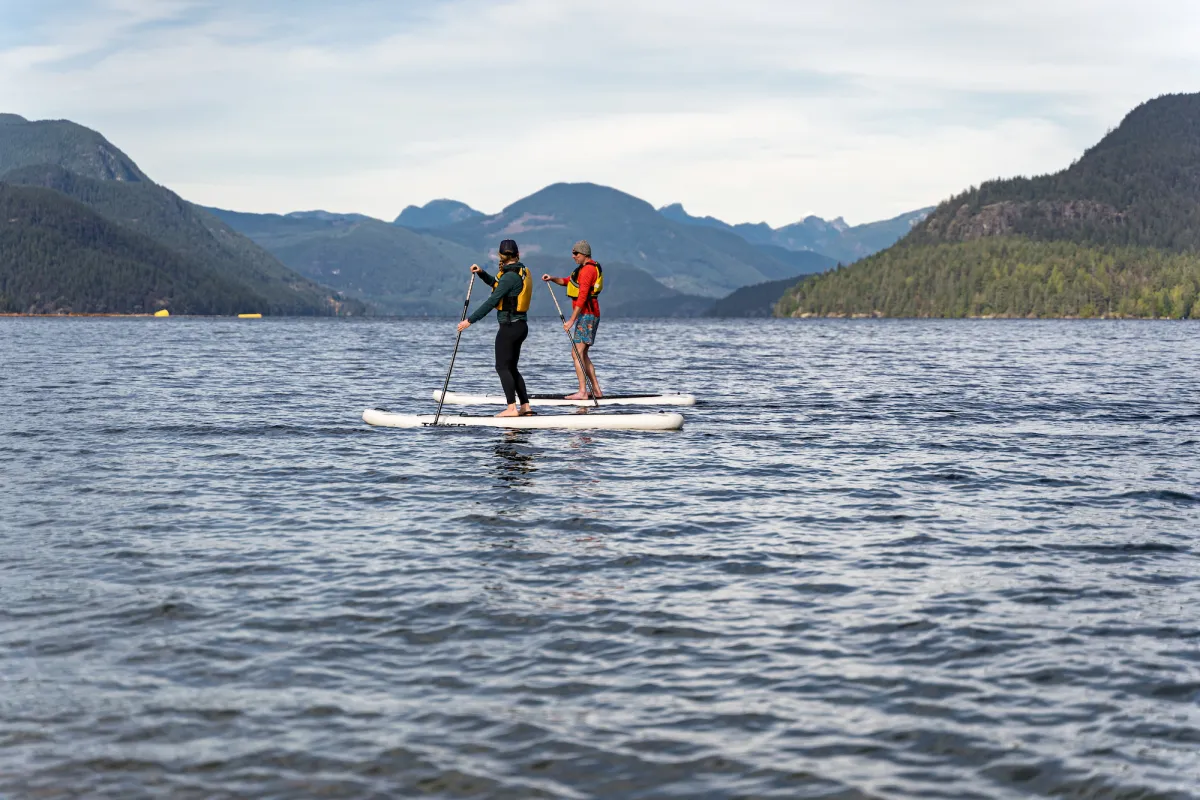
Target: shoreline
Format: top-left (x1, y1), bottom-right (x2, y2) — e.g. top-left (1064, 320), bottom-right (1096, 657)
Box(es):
top-left (0, 312), bottom-right (264, 318)
top-left (787, 312), bottom-right (1199, 321)
top-left (0, 312), bottom-right (162, 317)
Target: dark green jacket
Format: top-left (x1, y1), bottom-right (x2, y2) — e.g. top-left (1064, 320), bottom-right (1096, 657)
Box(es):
top-left (468, 264), bottom-right (528, 325)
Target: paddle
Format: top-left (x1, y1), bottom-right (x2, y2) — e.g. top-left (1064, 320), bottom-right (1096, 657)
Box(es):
top-left (545, 282), bottom-right (601, 409)
top-left (431, 272), bottom-right (477, 426)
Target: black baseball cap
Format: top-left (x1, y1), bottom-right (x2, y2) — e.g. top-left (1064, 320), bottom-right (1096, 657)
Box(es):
top-left (498, 239), bottom-right (519, 256)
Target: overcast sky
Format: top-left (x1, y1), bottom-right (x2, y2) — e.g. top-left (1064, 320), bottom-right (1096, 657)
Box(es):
top-left (2, 0), bottom-right (1199, 226)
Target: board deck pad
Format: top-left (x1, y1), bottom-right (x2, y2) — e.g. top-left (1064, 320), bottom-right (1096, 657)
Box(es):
top-left (433, 390), bottom-right (696, 407)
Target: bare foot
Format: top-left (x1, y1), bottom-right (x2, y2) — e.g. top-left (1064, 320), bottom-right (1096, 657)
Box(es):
top-left (496, 407), bottom-right (520, 417)
top-left (518, 405), bottom-right (535, 416)
top-left (564, 392), bottom-right (589, 400)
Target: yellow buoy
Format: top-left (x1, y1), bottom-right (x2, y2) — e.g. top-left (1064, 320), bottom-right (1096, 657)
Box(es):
top-left (237, 313), bottom-right (263, 319)
top-left (154, 309), bottom-right (170, 317)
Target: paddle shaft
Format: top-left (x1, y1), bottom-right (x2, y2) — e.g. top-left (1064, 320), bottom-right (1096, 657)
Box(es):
top-left (545, 283), bottom-right (600, 408)
top-left (433, 273), bottom-right (477, 425)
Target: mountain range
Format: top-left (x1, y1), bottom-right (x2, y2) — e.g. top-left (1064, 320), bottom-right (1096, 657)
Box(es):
top-left (206, 205), bottom-right (747, 318)
top-left (659, 203), bottom-right (932, 264)
top-left (779, 92), bottom-right (1200, 319)
top-left (7, 94), bottom-right (1195, 320)
top-left (1, 112), bottom-right (926, 316)
top-left (214, 183), bottom-right (923, 316)
top-left (424, 182), bottom-right (826, 297)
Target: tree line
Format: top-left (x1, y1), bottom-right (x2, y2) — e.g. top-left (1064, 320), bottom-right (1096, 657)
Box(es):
top-left (777, 237), bottom-right (1200, 319)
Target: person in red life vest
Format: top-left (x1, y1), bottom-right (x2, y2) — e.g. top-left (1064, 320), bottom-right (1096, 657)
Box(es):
top-left (542, 240), bottom-right (603, 400)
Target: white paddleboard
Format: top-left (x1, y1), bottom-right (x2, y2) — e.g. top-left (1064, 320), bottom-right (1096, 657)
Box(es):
top-left (432, 390), bottom-right (696, 407)
top-left (363, 408), bottom-right (685, 431)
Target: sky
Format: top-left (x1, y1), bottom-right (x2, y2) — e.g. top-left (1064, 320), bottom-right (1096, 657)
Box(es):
top-left (2, 0), bottom-right (1200, 226)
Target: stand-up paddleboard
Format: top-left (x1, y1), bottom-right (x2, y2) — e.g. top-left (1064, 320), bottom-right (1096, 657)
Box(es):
top-left (432, 390), bottom-right (696, 407)
top-left (363, 408), bottom-right (685, 431)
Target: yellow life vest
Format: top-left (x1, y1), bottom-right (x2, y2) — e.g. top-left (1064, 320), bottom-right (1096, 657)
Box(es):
top-left (493, 263), bottom-right (532, 313)
top-left (566, 260), bottom-right (604, 299)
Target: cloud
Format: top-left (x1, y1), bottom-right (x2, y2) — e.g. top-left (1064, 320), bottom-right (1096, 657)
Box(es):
top-left (2, 0), bottom-right (1199, 225)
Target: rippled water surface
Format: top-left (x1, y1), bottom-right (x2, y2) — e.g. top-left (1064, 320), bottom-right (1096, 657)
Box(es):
top-left (3, 317), bottom-right (1199, 799)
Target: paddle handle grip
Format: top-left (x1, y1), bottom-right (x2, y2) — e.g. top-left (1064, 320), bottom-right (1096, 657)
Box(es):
top-left (459, 272), bottom-right (477, 320)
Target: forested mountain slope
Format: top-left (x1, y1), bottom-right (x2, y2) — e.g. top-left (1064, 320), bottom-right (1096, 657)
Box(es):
top-left (779, 93), bottom-right (1200, 319)
top-left (0, 115), bottom-right (357, 315)
top-left (0, 184), bottom-right (262, 314)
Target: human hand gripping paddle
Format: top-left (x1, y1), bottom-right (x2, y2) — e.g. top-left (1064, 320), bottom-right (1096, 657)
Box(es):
top-left (431, 268), bottom-right (477, 426)
top-left (543, 277), bottom-right (600, 409)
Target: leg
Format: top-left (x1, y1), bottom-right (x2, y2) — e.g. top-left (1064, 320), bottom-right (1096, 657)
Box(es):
top-left (566, 341), bottom-right (587, 397)
top-left (579, 342), bottom-right (602, 397)
top-left (564, 315), bottom-right (593, 400)
top-left (495, 325), bottom-right (519, 413)
top-left (510, 320), bottom-right (532, 413)
top-left (578, 316), bottom-right (601, 397)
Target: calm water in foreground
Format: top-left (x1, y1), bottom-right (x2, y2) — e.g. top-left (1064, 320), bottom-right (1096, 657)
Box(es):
top-left (2, 318), bottom-right (1199, 799)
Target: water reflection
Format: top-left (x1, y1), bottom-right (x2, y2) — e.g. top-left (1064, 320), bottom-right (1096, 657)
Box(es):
top-left (492, 431), bottom-right (537, 486)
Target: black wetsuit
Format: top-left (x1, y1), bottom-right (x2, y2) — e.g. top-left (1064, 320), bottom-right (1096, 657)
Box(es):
top-left (493, 319), bottom-right (529, 405)
top-left (468, 267), bottom-right (530, 406)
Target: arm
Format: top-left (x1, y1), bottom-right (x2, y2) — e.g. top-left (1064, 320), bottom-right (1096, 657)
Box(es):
top-left (540, 274), bottom-right (568, 286)
top-left (476, 269), bottom-right (496, 286)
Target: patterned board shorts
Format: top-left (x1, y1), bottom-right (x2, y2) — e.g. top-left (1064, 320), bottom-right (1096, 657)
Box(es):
top-left (571, 314), bottom-right (600, 345)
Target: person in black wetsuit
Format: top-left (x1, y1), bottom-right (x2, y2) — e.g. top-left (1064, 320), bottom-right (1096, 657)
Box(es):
top-left (456, 239), bottom-right (535, 418)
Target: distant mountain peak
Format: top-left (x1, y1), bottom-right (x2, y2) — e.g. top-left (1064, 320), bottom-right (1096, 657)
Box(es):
top-left (659, 202), bottom-right (689, 220)
top-left (508, 182), bottom-right (658, 217)
top-left (0, 114), bottom-right (148, 183)
top-left (658, 202), bottom-right (723, 226)
top-left (394, 198), bottom-right (482, 229)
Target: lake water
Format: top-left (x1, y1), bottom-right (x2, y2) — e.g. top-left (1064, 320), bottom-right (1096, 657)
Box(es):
top-left (2, 317), bottom-right (1198, 799)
